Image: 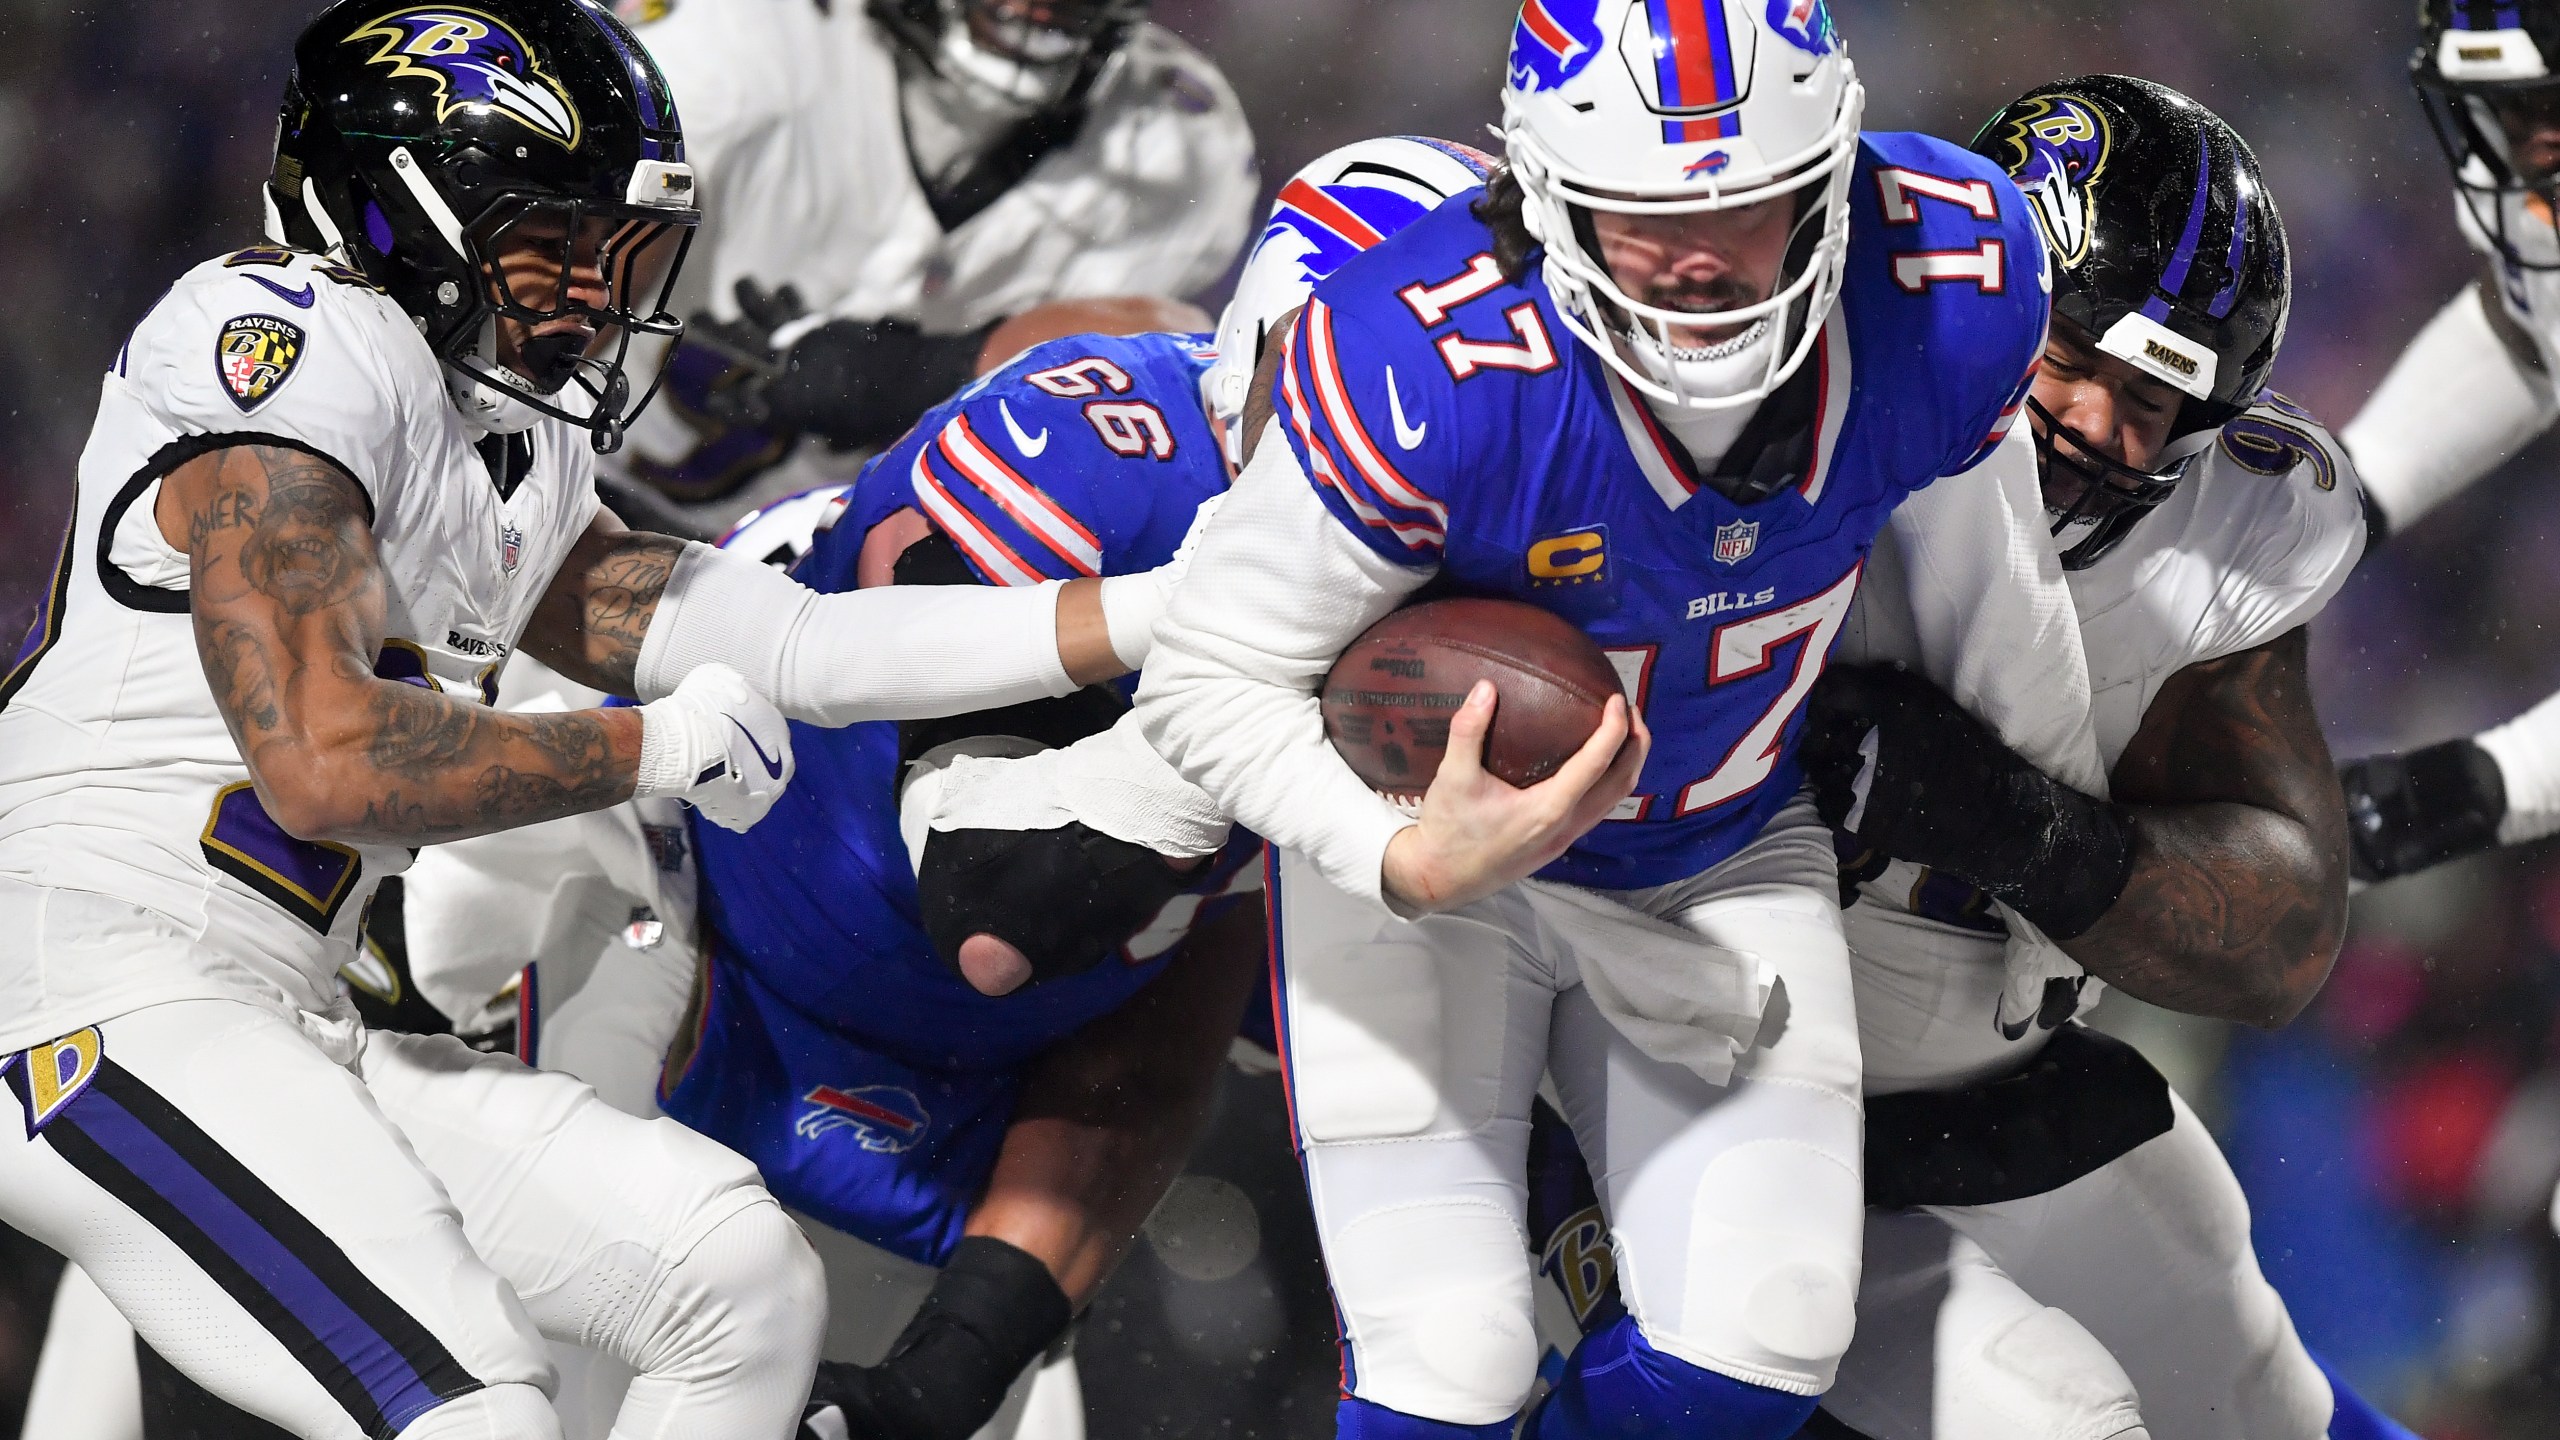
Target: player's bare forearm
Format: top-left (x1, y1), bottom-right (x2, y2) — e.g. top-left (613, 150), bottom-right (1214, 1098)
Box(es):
top-left (966, 899), bottom-right (1265, 1307)
top-left (2061, 627), bottom-right (2349, 1028)
top-left (171, 444), bottom-right (644, 846)
top-left (521, 510), bottom-right (686, 696)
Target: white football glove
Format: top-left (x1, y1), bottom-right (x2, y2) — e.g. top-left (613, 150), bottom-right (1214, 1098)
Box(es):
top-left (1095, 492), bottom-right (1226, 672)
top-left (633, 663), bottom-right (793, 832)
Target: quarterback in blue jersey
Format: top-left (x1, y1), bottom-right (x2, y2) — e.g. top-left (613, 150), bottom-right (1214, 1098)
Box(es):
top-left (1118, 2), bottom-right (2107, 1438)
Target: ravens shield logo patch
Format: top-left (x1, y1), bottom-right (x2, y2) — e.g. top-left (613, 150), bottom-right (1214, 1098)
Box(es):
top-left (216, 314), bottom-right (306, 412)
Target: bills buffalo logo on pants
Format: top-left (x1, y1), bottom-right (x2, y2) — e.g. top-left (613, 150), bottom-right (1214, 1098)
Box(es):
top-left (344, 6), bottom-right (583, 149)
top-left (216, 315), bottom-right (307, 413)
top-left (795, 1084), bottom-right (930, 1154)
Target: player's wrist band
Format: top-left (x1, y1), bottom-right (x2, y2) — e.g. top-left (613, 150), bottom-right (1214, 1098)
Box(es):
top-left (811, 1236), bottom-right (1072, 1440)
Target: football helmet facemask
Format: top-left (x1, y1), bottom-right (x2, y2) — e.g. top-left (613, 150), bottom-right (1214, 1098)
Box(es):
top-left (2417, 0), bottom-right (2560, 271)
top-left (1500, 0), bottom-right (1864, 412)
top-left (265, 0), bottom-right (699, 452)
top-left (868, 0), bottom-right (1147, 111)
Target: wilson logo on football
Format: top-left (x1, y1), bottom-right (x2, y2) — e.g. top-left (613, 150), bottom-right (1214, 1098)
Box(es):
top-left (794, 1084), bottom-right (930, 1153)
top-left (216, 315), bottom-right (307, 413)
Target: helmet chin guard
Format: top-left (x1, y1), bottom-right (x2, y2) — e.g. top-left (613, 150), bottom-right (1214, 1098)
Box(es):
top-left (1500, 0), bottom-right (1864, 412)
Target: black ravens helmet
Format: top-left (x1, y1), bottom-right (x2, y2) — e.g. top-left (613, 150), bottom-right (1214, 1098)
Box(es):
top-left (867, 0), bottom-right (1147, 112)
top-left (2416, 0), bottom-right (2560, 269)
top-left (265, 0), bottom-right (700, 451)
top-left (1971, 75), bottom-right (2291, 569)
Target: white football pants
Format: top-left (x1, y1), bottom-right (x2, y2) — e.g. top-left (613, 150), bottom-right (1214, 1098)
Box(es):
top-left (1823, 1090), bottom-right (2331, 1440)
top-left (400, 811), bottom-right (1086, 1440)
top-left (1270, 802), bottom-right (1863, 1425)
top-left (0, 884), bottom-right (823, 1440)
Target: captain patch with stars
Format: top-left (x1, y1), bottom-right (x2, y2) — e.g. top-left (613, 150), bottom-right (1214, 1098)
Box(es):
top-left (214, 313), bottom-right (306, 412)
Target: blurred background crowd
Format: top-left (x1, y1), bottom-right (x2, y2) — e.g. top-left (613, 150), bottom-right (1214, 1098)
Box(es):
top-left (2, 0), bottom-right (2557, 1434)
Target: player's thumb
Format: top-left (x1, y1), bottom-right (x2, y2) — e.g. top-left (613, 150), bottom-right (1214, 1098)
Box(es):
top-left (1437, 679), bottom-right (1497, 782)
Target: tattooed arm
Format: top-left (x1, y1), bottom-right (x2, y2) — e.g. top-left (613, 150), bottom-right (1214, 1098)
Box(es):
top-left (518, 507), bottom-right (683, 696)
top-left (2060, 625), bottom-right (2350, 1028)
top-left (161, 444), bottom-right (644, 846)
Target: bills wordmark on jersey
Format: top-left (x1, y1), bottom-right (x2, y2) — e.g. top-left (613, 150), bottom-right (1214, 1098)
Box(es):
top-left (217, 314), bottom-right (307, 412)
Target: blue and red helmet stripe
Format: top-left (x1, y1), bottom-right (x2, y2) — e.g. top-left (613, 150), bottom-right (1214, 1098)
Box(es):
top-left (1648, 0), bottom-right (1745, 144)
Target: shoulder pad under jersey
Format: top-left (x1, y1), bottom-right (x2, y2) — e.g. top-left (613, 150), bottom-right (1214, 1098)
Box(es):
top-left (1841, 132), bottom-right (2053, 481)
top-left (825, 330), bottom-right (1229, 588)
top-left (2178, 391), bottom-right (2367, 657)
top-left (1279, 195), bottom-right (1562, 564)
top-left (114, 246), bottom-right (435, 513)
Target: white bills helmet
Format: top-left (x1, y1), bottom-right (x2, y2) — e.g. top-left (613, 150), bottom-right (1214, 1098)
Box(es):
top-left (1205, 136), bottom-right (1495, 465)
top-left (1502, 0), bottom-right (1863, 410)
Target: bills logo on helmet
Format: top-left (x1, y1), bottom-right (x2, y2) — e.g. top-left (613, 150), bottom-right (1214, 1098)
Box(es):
top-left (216, 314), bottom-right (307, 412)
top-left (1990, 94), bottom-right (2112, 268)
top-left (1509, 0), bottom-right (1606, 92)
top-left (1255, 139), bottom-right (1494, 304)
top-left (795, 1084), bottom-right (931, 1153)
top-left (1765, 0), bottom-right (1836, 56)
top-left (345, 7), bottom-right (584, 149)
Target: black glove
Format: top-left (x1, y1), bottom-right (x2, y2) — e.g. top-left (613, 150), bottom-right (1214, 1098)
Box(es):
top-left (694, 280), bottom-right (994, 452)
top-left (2339, 737), bottom-right (2508, 882)
top-left (1798, 663), bottom-right (2134, 941)
top-left (802, 1237), bottom-right (1072, 1440)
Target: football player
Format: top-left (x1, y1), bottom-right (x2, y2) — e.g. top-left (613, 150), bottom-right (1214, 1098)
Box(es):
top-left (0, 0), bottom-right (1221, 1435)
top-left (2334, 0), bottom-right (2560, 883)
top-left (1787, 77), bottom-right (2417, 1440)
top-left (935, 2), bottom-right (2107, 1435)
top-left (269, 138), bottom-right (1493, 1440)
top-left (606, 0), bottom-right (1258, 516)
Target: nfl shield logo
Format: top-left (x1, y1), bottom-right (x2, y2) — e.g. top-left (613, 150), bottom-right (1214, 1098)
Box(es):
top-left (500, 524), bottom-right (524, 576)
top-left (1713, 518), bottom-right (1758, 565)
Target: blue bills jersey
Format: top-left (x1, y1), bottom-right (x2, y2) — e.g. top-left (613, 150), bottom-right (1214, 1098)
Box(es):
top-left (1281, 132), bottom-right (2047, 889)
top-left (670, 330), bottom-right (1246, 1264)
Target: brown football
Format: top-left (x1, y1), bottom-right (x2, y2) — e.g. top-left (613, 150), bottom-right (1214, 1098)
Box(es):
top-left (1321, 597), bottom-right (1621, 799)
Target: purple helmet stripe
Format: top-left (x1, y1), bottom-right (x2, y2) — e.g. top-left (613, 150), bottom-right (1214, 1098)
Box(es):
top-left (2206, 186), bottom-right (2249, 319)
top-left (2141, 132), bottom-right (2215, 323)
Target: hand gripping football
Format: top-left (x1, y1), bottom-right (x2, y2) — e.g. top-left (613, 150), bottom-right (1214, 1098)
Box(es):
top-left (1321, 598), bottom-right (1620, 801)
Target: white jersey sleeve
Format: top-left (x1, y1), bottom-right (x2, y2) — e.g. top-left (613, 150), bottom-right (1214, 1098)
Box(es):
top-left (1133, 419), bottom-right (1427, 907)
top-left (1879, 424), bottom-right (2107, 796)
top-left (2342, 281), bottom-right (2557, 534)
top-left (121, 248), bottom-right (430, 510)
top-left (2170, 403), bottom-right (2368, 666)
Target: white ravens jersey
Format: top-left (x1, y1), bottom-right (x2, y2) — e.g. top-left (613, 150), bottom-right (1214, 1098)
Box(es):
top-left (0, 246), bottom-right (599, 1049)
top-left (1837, 397), bottom-right (2368, 1093)
top-left (611, 0), bottom-right (1256, 502)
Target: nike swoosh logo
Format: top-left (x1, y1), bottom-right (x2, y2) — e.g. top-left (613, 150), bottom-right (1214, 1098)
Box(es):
top-left (999, 399), bottom-right (1048, 458)
top-left (1385, 366), bottom-right (1426, 450)
top-left (243, 274), bottom-right (315, 309)
top-left (731, 718), bottom-right (785, 779)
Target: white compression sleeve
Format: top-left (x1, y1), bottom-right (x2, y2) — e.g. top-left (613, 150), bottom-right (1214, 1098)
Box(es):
top-left (633, 541), bottom-right (1076, 725)
top-left (1888, 424), bottom-right (2108, 795)
top-left (1133, 419), bottom-right (1429, 906)
top-left (2477, 688), bottom-right (2560, 847)
top-left (2342, 283), bottom-right (2558, 534)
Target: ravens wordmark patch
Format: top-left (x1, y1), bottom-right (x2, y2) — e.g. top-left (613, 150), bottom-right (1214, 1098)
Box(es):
top-left (216, 314), bottom-right (307, 413)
